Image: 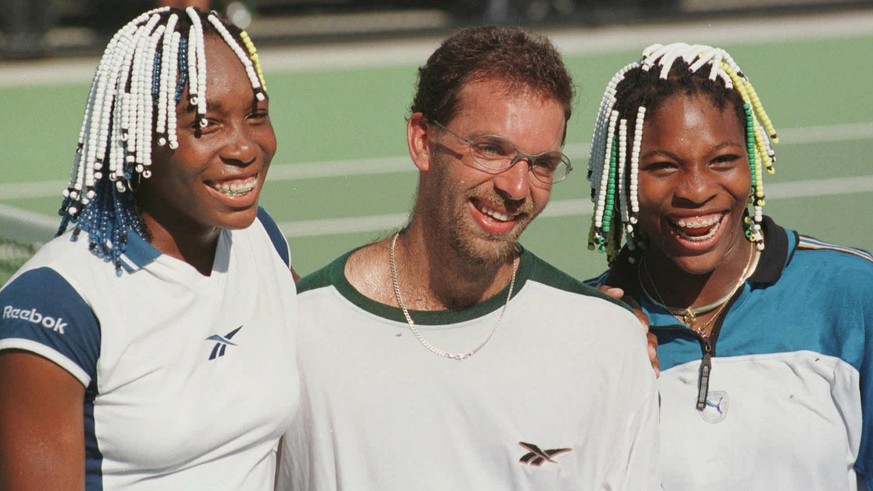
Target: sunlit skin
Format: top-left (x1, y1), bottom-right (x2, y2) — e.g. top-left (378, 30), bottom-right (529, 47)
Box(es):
top-left (139, 35), bottom-right (277, 275)
top-left (389, 79), bottom-right (567, 309)
top-left (636, 92), bottom-right (754, 308)
top-left (414, 79), bottom-right (565, 269)
top-left (345, 78), bottom-right (566, 310)
top-left (0, 31), bottom-right (279, 491)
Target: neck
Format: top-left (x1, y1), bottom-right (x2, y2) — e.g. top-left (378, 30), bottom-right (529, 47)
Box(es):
top-left (394, 226), bottom-right (518, 310)
top-left (142, 214), bottom-right (220, 276)
top-left (639, 239), bottom-right (755, 311)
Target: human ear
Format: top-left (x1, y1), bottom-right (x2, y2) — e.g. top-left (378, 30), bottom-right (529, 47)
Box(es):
top-left (406, 112), bottom-right (432, 172)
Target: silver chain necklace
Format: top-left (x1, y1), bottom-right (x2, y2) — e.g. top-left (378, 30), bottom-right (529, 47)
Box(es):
top-left (389, 232), bottom-right (518, 361)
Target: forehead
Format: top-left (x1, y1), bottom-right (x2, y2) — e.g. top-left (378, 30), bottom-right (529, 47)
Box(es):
top-left (643, 92), bottom-right (744, 143)
top-left (201, 34), bottom-right (255, 104)
top-left (451, 79), bottom-right (566, 149)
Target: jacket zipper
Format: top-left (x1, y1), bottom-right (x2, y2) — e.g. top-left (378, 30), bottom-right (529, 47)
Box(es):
top-left (633, 260), bottom-right (751, 410)
top-left (696, 339), bottom-right (712, 410)
top-left (649, 323), bottom-right (716, 409)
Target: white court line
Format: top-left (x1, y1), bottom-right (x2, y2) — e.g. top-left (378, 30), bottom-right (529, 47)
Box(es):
top-left (278, 175), bottom-right (873, 238)
top-left (2, 121), bottom-right (871, 200)
top-left (258, 9), bottom-right (873, 73)
top-left (270, 121), bottom-right (872, 180)
top-left (0, 202), bottom-right (58, 243)
top-left (0, 9), bottom-right (871, 87)
top-left (5, 174), bottom-right (873, 241)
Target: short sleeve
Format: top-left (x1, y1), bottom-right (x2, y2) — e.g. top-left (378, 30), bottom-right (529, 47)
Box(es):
top-left (0, 267), bottom-right (100, 386)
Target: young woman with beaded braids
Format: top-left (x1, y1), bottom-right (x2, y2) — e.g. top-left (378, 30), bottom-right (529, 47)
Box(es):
top-left (0, 7), bottom-right (299, 490)
top-left (585, 43), bottom-right (873, 490)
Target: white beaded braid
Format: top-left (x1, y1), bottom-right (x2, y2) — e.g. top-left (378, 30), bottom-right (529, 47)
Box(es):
top-left (617, 118), bottom-right (628, 226)
top-left (166, 30), bottom-right (181, 150)
top-left (187, 7), bottom-right (208, 123)
top-left (629, 106), bottom-right (645, 222)
top-left (156, 14), bottom-right (179, 146)
top-left (207, 13), bottom-right (266, 101)
top-left (586, 61), bottom-right (638, 193)
top-left (57, 7), bottom-right (270, 274)
top-left (586, 42), bottom-right (779, 264)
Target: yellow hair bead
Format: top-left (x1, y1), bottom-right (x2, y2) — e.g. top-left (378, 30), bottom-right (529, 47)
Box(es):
top-left (587, 44), bottom-right (782, 261)
top-left (725, 61), bottom-right (777, 177)
top-left (587, 215), bottom-right (597, 251)
top-left (240, 30), bottom-right (267, 92)
top-left (746, 84), bottom-right (778, 142)
top-left (753, 130), bottom-right (770, 172)
top-left (722, 63), bottom-right (749, 102)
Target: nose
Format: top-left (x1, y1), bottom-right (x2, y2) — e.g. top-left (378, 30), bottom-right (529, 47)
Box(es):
top-left (673, 166), bottom-right (716, 206)
top-left (492, 156), bottom-right (533, 201)
top-left (221, 124), bottom-right (258, 166)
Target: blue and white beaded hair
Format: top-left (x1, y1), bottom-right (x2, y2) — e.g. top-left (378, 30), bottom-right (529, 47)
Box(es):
top-left (57, 7), bottom-right (268, 274)
top-left (586, 42), bottom-right (779, 264)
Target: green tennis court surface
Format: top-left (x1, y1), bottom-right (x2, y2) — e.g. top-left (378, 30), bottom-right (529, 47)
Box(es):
top-left (1, 11), bottom-right (871, 283)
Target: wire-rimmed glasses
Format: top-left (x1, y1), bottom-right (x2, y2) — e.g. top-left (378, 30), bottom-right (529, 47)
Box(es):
top-left (430, 119), bottom-right (573, 185)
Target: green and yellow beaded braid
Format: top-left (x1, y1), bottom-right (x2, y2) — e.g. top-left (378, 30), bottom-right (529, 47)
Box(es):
top-left (586, 43), bottom-right (779, 264)
top-left (719, 58), bottom-right (778, 247)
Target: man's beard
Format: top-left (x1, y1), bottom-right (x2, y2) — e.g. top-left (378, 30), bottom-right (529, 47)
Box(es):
top-left (448, 208), bottom-right (530, 267)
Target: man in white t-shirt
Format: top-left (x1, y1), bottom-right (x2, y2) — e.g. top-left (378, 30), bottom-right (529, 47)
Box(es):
top-left (278, 25), bottom-right (660, 491)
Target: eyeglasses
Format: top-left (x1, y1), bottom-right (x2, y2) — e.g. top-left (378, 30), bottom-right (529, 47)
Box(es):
top-left (430, 120), bottom-right (573, 185)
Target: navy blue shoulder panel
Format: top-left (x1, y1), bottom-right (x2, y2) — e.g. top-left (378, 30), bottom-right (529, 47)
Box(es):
top-left (0, 267), bottom-right (100, 382)
top-left (257, 207), bottom-right (290, 267)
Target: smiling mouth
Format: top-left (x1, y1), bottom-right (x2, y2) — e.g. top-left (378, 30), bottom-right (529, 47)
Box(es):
top-left (207, 176), bottom-right (258, 198)
top-left (669, 213), bottom-right (725, 242)
top-left (473, 200), bottom-right (514, 222)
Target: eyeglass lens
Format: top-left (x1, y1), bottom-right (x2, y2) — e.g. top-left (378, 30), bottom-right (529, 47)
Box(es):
top-left (468, 136), bottom-right (570, 184)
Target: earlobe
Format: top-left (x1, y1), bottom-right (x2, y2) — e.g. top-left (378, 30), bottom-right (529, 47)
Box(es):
top-left (407, 113), bottom-right (432, 172)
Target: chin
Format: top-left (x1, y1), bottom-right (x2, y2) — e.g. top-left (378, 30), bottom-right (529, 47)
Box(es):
top-left (218, 207), bottom-right (260, 231)
top-left (670, 253), bottom-right (724, 276)
top-left (454, 234), bottom-right (518, 267)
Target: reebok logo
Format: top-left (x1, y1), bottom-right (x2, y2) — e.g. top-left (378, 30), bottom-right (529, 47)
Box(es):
top-left (3, 305), bottom-right (67, 334)
top-left (518, 441), bottom-right (572, 467)
top-left (205, 325), bottom-right (243, 360)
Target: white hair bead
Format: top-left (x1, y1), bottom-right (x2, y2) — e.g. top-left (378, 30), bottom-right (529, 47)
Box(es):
top-left (156, 14), bottom-right (178, 142)
top-left (617, 118), bottom-right (629, 224)
top-left (59, 5), bottom-right (270, 270)
top-left (587, 42), bottom-right (778, 261)
top-left (166, 30), bottom-right (181, 150)
top-left (187, 7), bottom-right (207, 119)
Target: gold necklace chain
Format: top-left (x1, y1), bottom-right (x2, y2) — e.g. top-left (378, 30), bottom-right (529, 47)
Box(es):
top-left (389, 232), bottom-right (518, 361)
top-left (639, 244), bottom-right (758, 339)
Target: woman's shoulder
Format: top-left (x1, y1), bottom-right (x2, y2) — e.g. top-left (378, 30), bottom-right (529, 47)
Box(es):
top-left (782, 234), bottom-right (873, 302)
top-left (794, 234), bottom-right (873, 267)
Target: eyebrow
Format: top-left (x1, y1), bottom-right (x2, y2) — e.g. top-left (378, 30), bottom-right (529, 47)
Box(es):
top-left (641, 141), bottom-right (743, 160)
top-left (182, 97), bottom-right (265, 114)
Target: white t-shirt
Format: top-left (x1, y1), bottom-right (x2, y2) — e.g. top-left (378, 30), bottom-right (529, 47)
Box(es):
top-left (278, 247), bottom-right (660, 491)
top-left (0, 208), bottom-right (299, 490)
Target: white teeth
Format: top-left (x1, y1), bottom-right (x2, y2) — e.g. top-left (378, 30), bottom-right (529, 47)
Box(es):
top-left (674, 219), bottom-right (721, 242)
top-left (675, 215), bottom-right (723, 228)
top-left (476, 203), bottom-right (511, 222)
top-left (671, 214), bottom-right (723, 242)
top-left (210, 178), bottom-right (256, 198)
